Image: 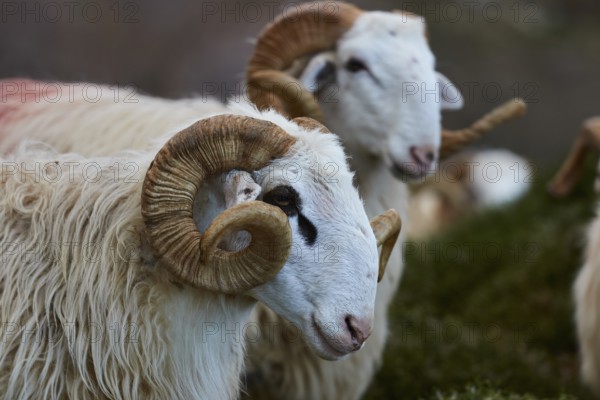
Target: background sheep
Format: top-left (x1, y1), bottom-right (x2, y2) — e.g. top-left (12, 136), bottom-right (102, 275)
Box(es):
top-left (549, 117), bottom-right (600, 395)
top-left (243, 3), bottom-right (526, 398)
top-left (407, 149), bottom-right (532, 239)
top-left (0, 105), bottom-right (400, 399)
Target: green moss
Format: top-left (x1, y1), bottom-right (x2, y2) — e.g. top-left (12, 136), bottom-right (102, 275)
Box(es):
top-left (428, 383), bottom-right (577, 400)
top-left (363, 161), bottom-right (598, 400)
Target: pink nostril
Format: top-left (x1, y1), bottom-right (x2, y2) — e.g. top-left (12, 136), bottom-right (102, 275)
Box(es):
top-left (345, 315), bottom-right (372, 350)
top-left (409, 145), bottom-right (436, 168)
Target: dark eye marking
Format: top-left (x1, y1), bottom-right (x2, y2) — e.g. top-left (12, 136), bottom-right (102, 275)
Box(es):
top-left (297, 213), bottom-right (317, 246)
top-left (345, 57), bottom-right (368, 73)
top-left (344, 57), bottom-right (381, 86)
top-left (262, 185), bottom-right (318, 246)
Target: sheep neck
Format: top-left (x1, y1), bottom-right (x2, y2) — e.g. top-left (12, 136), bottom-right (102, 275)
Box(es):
top-left (332, 141), bottom-right (410, 398)
top-left (160, 287), bottom-right (257, 400)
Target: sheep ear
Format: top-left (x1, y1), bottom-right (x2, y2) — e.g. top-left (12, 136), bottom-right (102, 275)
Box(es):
top-left (299, 53), bottom-right (337, 94)
top-left (223, 170), bottom-right (261, 208)
top-left (218, 170), bottom-right (263, 252)
top-left (436, 72), bottom-right (463, 111)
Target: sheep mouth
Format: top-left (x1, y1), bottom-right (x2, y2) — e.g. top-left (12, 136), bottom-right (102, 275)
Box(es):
top-left (310, 315), bottom-right (350, 361)
top-left (389, 163), bottom-right (430, 181)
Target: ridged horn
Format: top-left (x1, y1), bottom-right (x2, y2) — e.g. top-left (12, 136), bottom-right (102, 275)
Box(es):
top-left (370, 209), bottom-right (402, 282)
top-left (548, 117), bottom-right (600, 198)
top-left (247, 1), bottom-right (363, 121)
top-left (141, 115), bottom-right (298, 294)
top-left (292, 117), bottom-right (331, 133)
top-left (440, 98), bottom-right (527, 159)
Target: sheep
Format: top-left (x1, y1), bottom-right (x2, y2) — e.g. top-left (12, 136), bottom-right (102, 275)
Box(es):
top-left (548, 117), bottom-right (600, 394)
top-left (0, 99), bottom-right (524, 400)
top-left (407, 148), bottom-right (532, 239)
top-left (240, 3), bottom-right (529, 398)
top-left (0, 104), bottom-right (402, 400)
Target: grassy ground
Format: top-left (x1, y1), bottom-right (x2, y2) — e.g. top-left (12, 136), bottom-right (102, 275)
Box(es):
top-left (363, 162), bottom-right (598, 400)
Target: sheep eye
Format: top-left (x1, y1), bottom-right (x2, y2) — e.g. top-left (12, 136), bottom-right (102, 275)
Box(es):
top-left (263, 185), bottom-right (298, 216)
top-left (272, 195), bottom-right (291, 207)
top-left (345, 57), bottom-right (368, 73)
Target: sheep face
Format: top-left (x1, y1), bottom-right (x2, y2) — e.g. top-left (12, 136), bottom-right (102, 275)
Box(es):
top-left (299, 12), bottom-right (463, 180)
top-left (245, 123), bottom-right (380, 361)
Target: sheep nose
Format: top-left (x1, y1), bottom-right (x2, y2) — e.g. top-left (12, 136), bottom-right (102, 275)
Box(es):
top-left (409, 145), bottom-right (436, 171)
top-left (344, 315), bottom-right (372, 350)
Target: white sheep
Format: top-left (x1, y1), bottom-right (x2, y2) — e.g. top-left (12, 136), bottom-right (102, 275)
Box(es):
top-left (407, 148), bottom-right (532, 239)
top-left (243, 3), bottom-right (526, 398)
top-left (549, 117), bottom-right (600, 394)
top-left (0, 105), bottom-right (401, 399)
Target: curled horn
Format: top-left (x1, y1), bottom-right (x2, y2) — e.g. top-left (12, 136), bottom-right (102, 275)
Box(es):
top-left (247, 2), bottom-right (363, 121)
top-left (548, 117), bottom-right (600, 198)
top-left (440, 98), bottom-right (527, 159)
top-left (292, 117), bottom-right (331, 134)
top-left (141, 115), bottom-right (297, 294)
top-left (370, 209), bottom-right (402, 282)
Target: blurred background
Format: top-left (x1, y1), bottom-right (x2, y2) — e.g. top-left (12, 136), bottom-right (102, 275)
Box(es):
top-left (2, 1), bottom-right (600, 398)
top-left (1, 0), bottom-right (599, 167)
